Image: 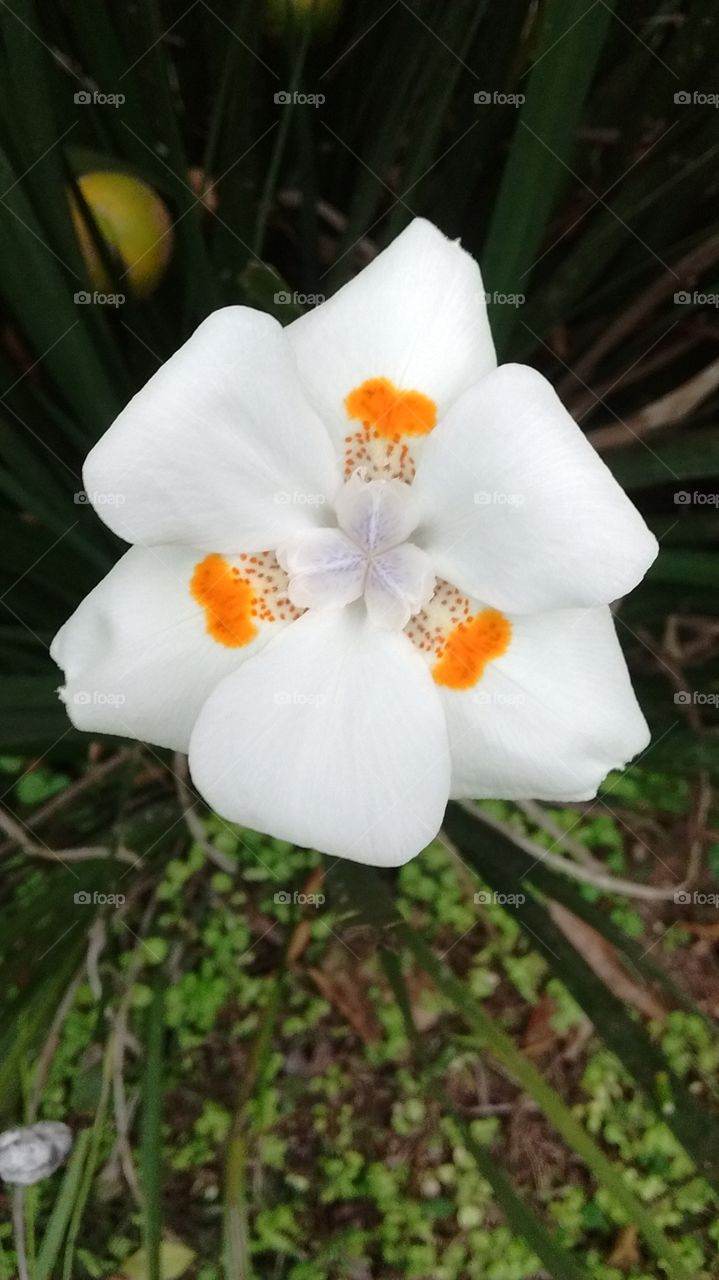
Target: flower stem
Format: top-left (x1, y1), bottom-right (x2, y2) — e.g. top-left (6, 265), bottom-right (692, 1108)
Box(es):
top-left (12, 1187), bottom-right (29, 1280)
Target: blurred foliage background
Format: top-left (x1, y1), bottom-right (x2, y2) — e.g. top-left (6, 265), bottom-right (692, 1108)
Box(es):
top-left (0, 0), bottom-right (719, 1277)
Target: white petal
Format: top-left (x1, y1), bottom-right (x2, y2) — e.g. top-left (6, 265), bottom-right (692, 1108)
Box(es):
top-left (83, 307), bottom-right (342, 551)
top-left (0, 1123), bottom-right (72, 1185)
top-left (189, 607), bottom-right (450, 866)
top-left (51, 545), bottom-right (288, 751)
top-left (365, 544), bottom-right (436, 631)
top-left (277, 528), bottom-right (366, 610)
top-left (288, 219), bottom-right (496, 455)
top-left (335, 472), bottom-right (420, 552)
top-left (413, 364), bottom-right (658, 612)
top-left (442, 606), bottom-right (650, 800)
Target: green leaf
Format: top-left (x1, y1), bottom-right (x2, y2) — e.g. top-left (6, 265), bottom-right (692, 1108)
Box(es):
top-left (606, 427), bottom-right (719, 490)
top-left (482, 0), bottom-right (618, 352)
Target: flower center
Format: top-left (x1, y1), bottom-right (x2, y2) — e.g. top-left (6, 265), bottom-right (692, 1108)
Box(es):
top-left (277, 471), bottom-right (436, 630)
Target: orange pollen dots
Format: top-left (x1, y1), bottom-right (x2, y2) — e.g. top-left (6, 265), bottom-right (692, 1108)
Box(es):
top-left (190, 551), bottom-right (301, 647)
top-left (343, 377), bottom-right (438, 482)
top-left (405, 582), bottom-right (511, 687)
top-left (432, 608), bottom-right (512, 690)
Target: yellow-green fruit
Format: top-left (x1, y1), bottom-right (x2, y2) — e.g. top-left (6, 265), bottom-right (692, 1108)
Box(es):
top-left (71, 171), bottom-right (173, 299)
top-left (266, 0), bottom-right (341, 39)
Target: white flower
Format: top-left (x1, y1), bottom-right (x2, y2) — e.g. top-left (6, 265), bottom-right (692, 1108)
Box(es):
top-left (0, 1122), bottom-right (73, 1185)
top-left (52, 219), bottom-right (657, 867)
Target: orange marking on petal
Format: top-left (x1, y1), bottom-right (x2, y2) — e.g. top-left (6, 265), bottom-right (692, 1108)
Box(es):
top-left (345, 377), bottom-right (437, 439)
top-left (432, 609), bottom-right (511, 690)
top-left (191, 553), bottom-right (258, 648)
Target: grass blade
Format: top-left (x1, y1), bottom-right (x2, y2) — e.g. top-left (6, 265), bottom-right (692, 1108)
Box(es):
top-left (34, 1129), bottom-right (92, 1280)
top-left (140, 980), bottom-right (165, 1280)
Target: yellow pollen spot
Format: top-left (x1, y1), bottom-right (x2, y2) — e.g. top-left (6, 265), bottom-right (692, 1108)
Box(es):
top-left (191, 553), bottom-right (258, 648)
top-left (345, 376), bottom-right (437, 439)
top-left (432, 609), bottom-right (511, 690)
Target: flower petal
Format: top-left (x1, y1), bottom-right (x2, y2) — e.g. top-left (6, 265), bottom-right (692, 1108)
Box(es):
top-left (189, 607), bottom-right (450, 866)
top-left (365, 544), bottom-right (436, 631)
top-left (51, 544), bottom-right (292, 751)
top-left (335, 471), bottom-right (421, 553)
top-left (83, 307), bottom-right (342, 551)
top-left (412, 363), bottom-right (658, 612)
top-left (441, 606), bottom-right (650, 800)
top-left (277, 528), bottom-right (366, 610)
top-left (288, 219), bottom-right (496, 463)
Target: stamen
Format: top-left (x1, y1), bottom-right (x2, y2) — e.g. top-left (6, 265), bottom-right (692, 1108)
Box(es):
top-left (191, 551), bottom-right (301, 647)
top-left (407, 582), bottom-right (511, 688)
top-left (344, 377), bottom-right (437, 482)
